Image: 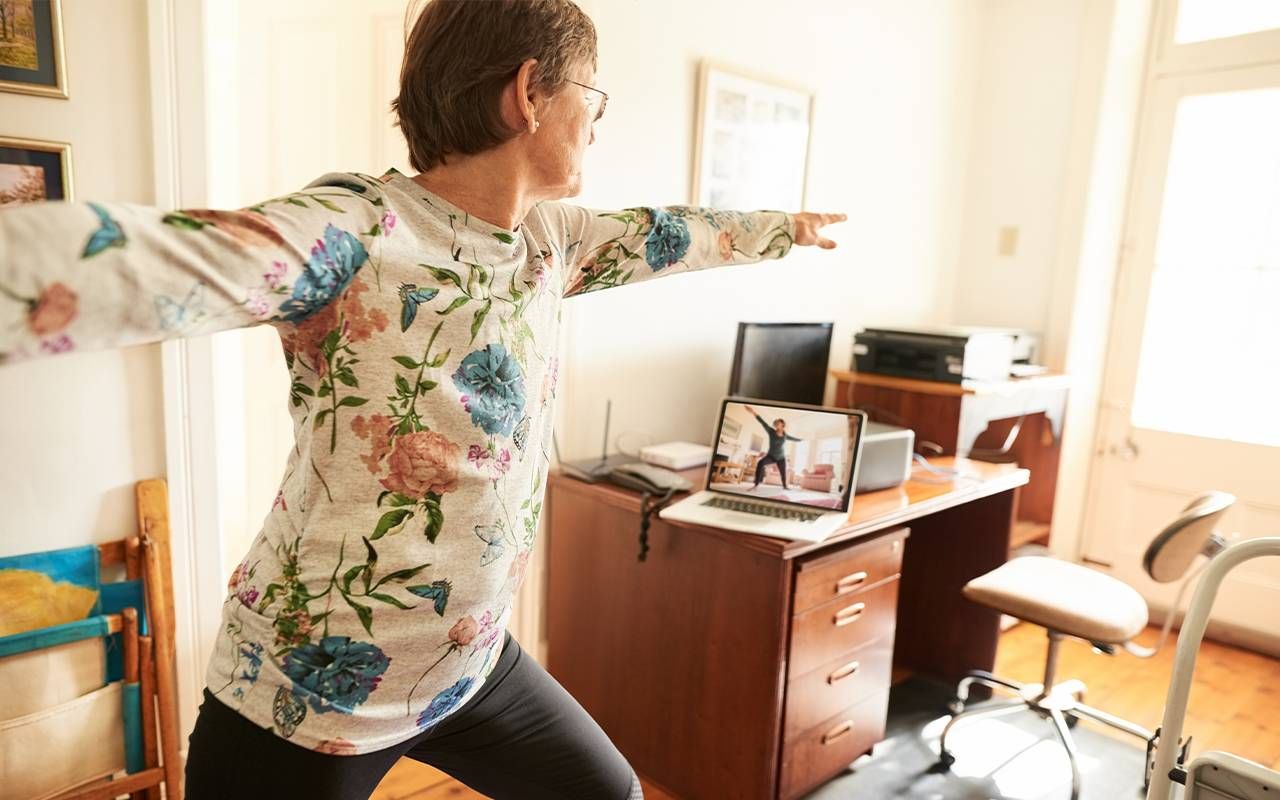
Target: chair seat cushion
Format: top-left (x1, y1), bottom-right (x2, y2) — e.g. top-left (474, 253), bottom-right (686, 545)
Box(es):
top-left (962, 557), bottom-right (1149, 644)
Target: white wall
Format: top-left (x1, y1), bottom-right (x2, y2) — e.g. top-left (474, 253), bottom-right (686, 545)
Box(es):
top-left (558, 0), bottom-right (983, 460)
top-left (949, 0), bottom-right (1088, 353)
top-left (0, 3), bottom-right (163, 553)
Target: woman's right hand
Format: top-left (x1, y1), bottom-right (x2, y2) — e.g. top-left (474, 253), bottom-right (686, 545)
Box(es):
top-left (743, 404), bottom-right (755, 414)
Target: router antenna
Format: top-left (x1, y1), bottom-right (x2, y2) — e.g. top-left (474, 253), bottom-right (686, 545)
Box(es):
top-left (600, 399), bottom-right (612, 463)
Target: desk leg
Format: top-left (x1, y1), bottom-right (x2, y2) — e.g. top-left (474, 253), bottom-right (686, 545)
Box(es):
top-left (892, 488), bottom-right (1016, 685)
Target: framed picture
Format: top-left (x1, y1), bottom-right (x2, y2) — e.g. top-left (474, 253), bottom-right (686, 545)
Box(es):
top-left (0, 0), bottom-right (68, 99)
top-left (692, 61), bottom-right (812, 211)
top-left (0, 136), bottom-right (72, 205)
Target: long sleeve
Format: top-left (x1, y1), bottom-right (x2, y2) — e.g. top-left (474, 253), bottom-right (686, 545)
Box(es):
top-left (0, 173), bottom-right (385, 363)
top-left (754, 413), bottom-right (774, 435)
top-left (539, 202), bottom-right (794, 298)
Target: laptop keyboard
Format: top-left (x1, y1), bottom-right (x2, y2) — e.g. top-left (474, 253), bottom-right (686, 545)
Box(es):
top-left (701, 496), bottom-right (824, 523)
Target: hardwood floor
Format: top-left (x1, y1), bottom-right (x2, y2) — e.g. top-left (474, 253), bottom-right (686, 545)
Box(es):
top-left (993, 622), bottom-right (1280, 772)
top-left (370, 623), bottom-right (1279, 799)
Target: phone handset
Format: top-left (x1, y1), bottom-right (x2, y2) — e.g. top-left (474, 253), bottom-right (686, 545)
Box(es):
top-left (606, 463), bottom-right (692, 562)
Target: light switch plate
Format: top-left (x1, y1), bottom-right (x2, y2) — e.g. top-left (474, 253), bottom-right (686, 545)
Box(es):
top-left (998, 225), bottom-right (1019, 256)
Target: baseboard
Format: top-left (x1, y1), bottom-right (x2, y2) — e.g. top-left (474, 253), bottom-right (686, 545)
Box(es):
top-left (1146, 606), bottom-right (1280, 659)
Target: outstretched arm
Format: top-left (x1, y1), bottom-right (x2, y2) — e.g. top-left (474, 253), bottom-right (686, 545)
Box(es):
top-left (753, 413), bottom-right (774, 434)
top-left (539, 201), bottom-right (844, 298)
top-left (0, 173), bottom-right (384, 363)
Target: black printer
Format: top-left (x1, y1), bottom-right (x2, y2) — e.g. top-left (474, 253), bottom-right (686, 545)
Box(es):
top-left (852, 326), bottom-right (1039, 383)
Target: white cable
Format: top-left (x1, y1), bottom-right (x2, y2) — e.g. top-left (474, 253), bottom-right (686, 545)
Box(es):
top-left (614, 430), bottom-right (655, 460)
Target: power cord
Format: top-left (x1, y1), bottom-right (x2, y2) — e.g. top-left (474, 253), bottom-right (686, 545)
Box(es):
top-left (911, 452), bottom-right (962, 482)
top-left (615, 430), bottom-right (655, 460)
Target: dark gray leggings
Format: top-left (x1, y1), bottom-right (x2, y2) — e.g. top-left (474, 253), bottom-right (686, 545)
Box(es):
top-left (185, 631), bottom-right (643, 799)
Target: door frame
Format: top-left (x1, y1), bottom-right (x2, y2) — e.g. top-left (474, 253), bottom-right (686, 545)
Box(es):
top-left (148, 0), bottom-right (227, 743)
top-left (1041, 0), bottom-right (1155, 562)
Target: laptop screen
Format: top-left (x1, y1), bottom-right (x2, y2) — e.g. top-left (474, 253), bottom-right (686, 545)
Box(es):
top-left (709, 399), bottom-right (864, 511)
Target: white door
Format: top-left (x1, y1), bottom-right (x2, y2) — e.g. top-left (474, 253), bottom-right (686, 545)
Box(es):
top-left (1083, 1), bottom-right (1280, 649)
top-left (203, 0), bottom-right (412, 571)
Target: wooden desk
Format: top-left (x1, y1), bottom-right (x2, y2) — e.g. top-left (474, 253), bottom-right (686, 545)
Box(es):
top-left (831, 369), bottom-right (1067, 548)
top-left (546, 458), bottom-right (1029, 800)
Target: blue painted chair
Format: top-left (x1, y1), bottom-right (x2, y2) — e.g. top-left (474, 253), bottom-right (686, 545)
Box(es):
top-left (0, 479), bottom-right (180, 800)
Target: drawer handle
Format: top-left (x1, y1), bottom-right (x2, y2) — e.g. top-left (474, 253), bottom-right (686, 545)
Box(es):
top-left (833, 602), bottom-right (866, 627)
top-left (822, 719), bottom-right (855, 745)
top-left (827, 660), bottom-right (861, 684)
top-left (835, 570), bottom-right (868, 594)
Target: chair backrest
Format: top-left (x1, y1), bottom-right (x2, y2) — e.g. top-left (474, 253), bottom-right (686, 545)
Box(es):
top-left (1142, 491), bottom-right (1236, 583)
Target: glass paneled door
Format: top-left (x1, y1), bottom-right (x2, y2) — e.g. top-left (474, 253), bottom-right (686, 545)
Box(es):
top-left (1084, 53), bottom-right (1280, 643)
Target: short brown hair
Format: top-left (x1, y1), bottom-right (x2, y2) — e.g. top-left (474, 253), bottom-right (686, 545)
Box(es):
top-left (394, 0), bottom-right (598, 172)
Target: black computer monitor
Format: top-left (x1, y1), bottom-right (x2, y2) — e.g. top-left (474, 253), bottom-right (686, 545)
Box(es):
top-left (728, 322), bottom-right (834, 406)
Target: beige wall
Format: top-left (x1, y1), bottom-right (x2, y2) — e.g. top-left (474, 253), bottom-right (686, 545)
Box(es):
top-left (948, 0), bottom-right (1087, 350)
top-left (0, 1), bottom-right (162, 556)
top-left (557, 0), bottom-right (983, 460)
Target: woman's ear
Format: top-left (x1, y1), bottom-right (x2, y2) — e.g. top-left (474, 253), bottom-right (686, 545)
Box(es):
top-left (510, 58), bottom-right (540, 134)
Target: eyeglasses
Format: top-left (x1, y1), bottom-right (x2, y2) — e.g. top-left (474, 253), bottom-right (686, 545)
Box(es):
top-left (565, 78), bottom-right (608, 123)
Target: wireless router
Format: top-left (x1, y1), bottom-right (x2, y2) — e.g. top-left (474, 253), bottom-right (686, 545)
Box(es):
top-left (554, 399), bottom-right (632, 482)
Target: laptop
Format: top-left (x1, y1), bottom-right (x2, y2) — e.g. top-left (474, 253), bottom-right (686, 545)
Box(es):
top-left (659, 398), bottom-right (867, 543)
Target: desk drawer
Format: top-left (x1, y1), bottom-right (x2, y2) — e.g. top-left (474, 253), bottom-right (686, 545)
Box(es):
top-left (789, 577), bottom-right (898, 677)
top-left (792, 528), bottom-right (907, 616)
top-left (779, 689), bottom-right (890, 800)
top-left (783, 634), bottom-right (893, 738)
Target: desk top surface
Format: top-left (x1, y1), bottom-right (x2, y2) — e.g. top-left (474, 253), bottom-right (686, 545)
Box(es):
top-left (549, 457), bottom-right (1029, 560)
top-left (829, 368), bottom-right (1069, 398)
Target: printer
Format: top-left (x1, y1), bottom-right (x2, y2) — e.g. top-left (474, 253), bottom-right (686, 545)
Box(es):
top-left (851, 325), bottom-right (1039, 383)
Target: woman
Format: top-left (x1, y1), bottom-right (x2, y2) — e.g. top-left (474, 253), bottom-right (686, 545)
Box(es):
top-left (0, 1), bottom-right (844, 797)
top-left (743, 404), bottom-right (802, 491)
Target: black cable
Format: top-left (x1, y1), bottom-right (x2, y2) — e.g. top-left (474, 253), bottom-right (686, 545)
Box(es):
top-left (637, 487), bottom-right (678, 562)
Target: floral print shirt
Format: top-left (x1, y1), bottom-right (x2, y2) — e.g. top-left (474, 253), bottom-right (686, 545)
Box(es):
top-left (0, 168), bottom-right (795, 753)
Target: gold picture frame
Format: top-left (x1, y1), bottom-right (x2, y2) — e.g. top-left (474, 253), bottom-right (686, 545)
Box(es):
top-left (0, 136), bottom-right (73, 205)
top-left (0, 0), bottom-right (69, 99)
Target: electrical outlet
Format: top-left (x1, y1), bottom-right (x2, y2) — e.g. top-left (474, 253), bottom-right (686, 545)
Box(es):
top-left (998, 226), bottom-right (1019, 257)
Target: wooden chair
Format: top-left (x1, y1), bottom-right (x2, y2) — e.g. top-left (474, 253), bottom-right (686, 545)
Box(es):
top-left (1, 479), bottom-right (182, 800)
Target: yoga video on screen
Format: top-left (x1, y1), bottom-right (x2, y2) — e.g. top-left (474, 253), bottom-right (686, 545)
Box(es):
top-left (709, 401), bottom-right (860, 510)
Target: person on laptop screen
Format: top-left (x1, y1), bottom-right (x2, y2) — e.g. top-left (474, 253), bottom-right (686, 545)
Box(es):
top-left (745, 404), bottom-right (802, 491)
top-left (663, 400), bottom-right (866, 543)
top-left (708, 401), bottom-right (854, 510)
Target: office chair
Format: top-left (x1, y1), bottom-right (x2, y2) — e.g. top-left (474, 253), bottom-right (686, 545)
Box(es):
top-left (937, 491), bottom-right (1237, 800)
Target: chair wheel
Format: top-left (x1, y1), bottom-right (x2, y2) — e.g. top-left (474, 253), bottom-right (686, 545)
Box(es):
top-left (946, 698), bottom-right (965, 716)
top-left (938, 751), bottom-right (956, 769)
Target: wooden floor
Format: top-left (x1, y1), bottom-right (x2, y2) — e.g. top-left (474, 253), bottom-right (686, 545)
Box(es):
top-left (370, 623), bottom-right (1279, 799)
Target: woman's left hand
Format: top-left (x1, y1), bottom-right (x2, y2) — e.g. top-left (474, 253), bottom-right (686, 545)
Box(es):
top-left (792, 212), bottom-right (847, 249)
